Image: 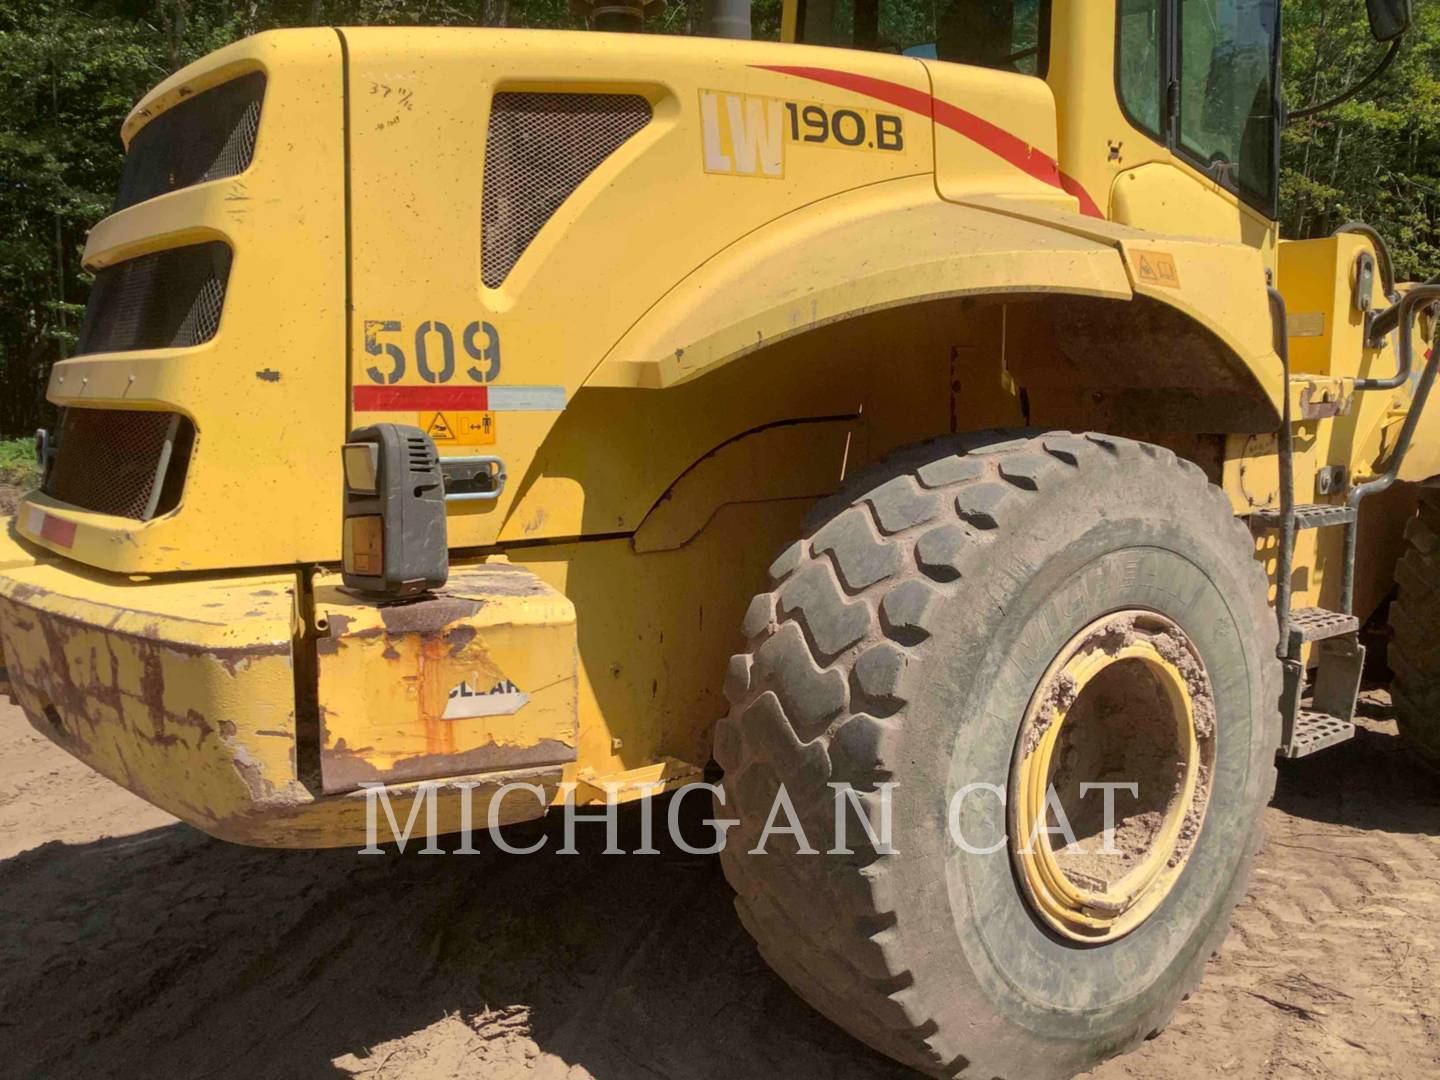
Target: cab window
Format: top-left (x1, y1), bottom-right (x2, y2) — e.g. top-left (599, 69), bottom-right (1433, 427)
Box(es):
top-left (1117, 0), bottom-right (1163, 136)
top-left (1177, 0), bottom-right (1278, 211)
top-left (797, 0), bottom-right (1052, 77)
top-left (1115, 0), bottom-right (1280, 215)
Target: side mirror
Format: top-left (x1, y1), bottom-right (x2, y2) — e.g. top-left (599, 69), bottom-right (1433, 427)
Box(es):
top-left (1366, 0), bottom-right (1411, 42)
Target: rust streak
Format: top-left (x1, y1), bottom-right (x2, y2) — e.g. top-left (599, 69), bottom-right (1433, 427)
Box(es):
top-left (320, 737), bottom-right (576, 793)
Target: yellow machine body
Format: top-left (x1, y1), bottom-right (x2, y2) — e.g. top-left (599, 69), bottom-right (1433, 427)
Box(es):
top-left (1, 6), bottom-right (1435, 845)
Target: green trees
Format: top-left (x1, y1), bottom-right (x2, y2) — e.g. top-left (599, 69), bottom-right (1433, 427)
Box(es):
top-left (0, 1), bottom-right (574, 440)
top-left (1, 2), bottom-right (150, 436)
top-left (0, 1), bottom-right (267, 437)
top-left (0, 0), bottom-right (1435, 440)
top-left (1282, 0), bottom-right (1440, 278)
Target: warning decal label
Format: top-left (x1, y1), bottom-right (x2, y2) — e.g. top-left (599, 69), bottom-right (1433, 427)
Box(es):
top-left (418, 410), bottom-right (496, 445)
top-left (1132, 249), bottom-right (1181, 288)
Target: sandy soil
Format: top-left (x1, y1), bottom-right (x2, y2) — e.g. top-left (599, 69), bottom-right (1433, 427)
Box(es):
top-left (0, 484), bottom-right (25, 517)
top-left (0, 692), bottom-right (1436, 1079)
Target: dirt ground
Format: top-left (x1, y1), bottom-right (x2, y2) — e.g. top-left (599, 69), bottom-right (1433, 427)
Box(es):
top-left (0, 484), bottom-right (25, 516)
top-left (0, 691), bottom-right (1436, 1080)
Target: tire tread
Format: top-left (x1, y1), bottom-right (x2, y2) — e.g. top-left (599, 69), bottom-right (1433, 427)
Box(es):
top-left (1391, 490), bottom-right (1440, 769)
top-left (716, 431), bottom-right (1280, 1078)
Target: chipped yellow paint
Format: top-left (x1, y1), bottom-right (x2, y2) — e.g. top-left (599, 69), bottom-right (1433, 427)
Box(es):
top-left (0, 549), bottom-right (594, 847)
top-left (0, 16), bottom-right (1435, 850)
top-left (0, 559), bottom-right (302, 840)
top-left (21, 31), bottom-right (347, 574)
top-left (312, 564), bottom-right (578, 794)
top-left (574, 757), bottom-right (705, 802)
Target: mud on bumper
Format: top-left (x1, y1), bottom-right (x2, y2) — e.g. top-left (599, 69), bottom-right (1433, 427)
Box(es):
top-left (0, 551), bottom-right (578, 848)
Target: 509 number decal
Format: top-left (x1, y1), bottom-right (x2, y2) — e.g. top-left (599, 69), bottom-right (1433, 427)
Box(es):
top-left (363, 319), bottom-right (501, 385)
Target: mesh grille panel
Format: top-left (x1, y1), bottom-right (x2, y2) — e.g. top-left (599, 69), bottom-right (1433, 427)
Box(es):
top-left (114, 72), bottom-right (266, 211)
top-left (481, 92), bottom-right (651, 287)
top-left (42, 409), bottom-right (191, 521)
top-left (75, 242), bottom-right (232, 356)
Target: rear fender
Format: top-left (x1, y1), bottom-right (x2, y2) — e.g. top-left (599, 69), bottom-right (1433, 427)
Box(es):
top-left (587, 176), bottom-right (1132, 390)
top-left (587, 179), bottom-right (1283, 434)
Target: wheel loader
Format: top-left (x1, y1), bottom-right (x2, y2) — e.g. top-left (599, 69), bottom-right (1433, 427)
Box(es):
top-left (2, 0), bottom-right (1437, 1075)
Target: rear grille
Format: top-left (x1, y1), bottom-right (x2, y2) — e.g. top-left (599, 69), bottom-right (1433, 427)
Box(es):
top-left (75, 242), bottom-right (232, 356)
top-left (114, 72), bottom-right (265, 211)
top-left (481, 92), bottom-right (652, 287)
top-left (42, 409), bottom-right (194, 521)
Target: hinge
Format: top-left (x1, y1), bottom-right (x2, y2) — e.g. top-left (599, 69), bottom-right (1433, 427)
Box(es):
top-left (1353, 251), bottom-right (1375, 313)
top-left (1288, 375), bottom-right (1354, 420)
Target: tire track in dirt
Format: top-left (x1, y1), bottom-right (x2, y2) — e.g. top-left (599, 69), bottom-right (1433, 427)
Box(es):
top-left (1093, 695), bottom-right (1440, 1080)
top-left (0, 696), bottom-right (1436, 1080)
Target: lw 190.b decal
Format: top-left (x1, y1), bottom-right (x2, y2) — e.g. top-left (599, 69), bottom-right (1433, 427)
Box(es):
top-left (699, 89), bottom-right (904, 179)
top-left (784, 102), bottom-right (903, 150)
top-left (363, 318), bottom-right (501, 385)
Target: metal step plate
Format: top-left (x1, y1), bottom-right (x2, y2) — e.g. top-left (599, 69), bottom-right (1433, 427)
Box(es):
top-left (1250, 504), bottom-right (1358, 530)
top-left (1288, 606), bottom-right (1360, 647)
top-left (1282, 709), bottom-right (1357, 759)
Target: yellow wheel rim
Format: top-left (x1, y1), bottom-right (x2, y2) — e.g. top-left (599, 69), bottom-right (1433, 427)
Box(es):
top-left (1010, 611), bottom-right (1216, 943)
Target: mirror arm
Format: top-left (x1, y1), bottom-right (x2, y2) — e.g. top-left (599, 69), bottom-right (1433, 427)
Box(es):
top-left (1288, 35), bottom-right (1402, 121)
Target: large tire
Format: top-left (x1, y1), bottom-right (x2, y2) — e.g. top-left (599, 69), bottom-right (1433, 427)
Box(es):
top-left (1391, 488), bottom-right (1440, 770)
top-left (714, 431), bottom-right (1280, 1079)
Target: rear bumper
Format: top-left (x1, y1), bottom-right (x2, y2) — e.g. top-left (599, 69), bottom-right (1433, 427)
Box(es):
top-left (0, 531), bottom-right (573, 847)
top-left (0, 555), bottom-right (316, 843)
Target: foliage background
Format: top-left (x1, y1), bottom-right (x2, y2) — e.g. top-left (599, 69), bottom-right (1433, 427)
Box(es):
top-left (0, 0), bottom-right (1435, 439)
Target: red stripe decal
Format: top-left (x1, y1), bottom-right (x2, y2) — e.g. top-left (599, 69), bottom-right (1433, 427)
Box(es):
top-left (753, 64), bottom-right (1102, 218)
top-left (40, 514), bottom-right (77, 548)
top-left (1058, 171), bottom-right (1104, 219)
top-left (353, 385), bottom-right (490, 411)
top-left (756, 65), bottom-right (938, 120)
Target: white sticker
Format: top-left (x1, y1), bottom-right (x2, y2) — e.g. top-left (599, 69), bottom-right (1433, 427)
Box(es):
top-left (442, 677), bottom-right (529, 720)
top-left (487, 385), bottom-right (566, 412)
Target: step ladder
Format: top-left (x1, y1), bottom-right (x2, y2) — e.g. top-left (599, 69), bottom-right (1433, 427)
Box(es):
top-left (1258, 278), bottom-right (1440, 758)
top-left (1249, 498), bottom-right (1367, 759)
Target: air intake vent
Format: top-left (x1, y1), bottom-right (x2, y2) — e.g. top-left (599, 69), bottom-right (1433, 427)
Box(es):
top-left (406, 433), bottom-right (439, 475)
top-left (75, 242), bottom-right (232, 356)
top-left (114, 72), bottom-right (266, 212)
top-left (42, 408), bottom-right (194, 521)
top-left (481, 92), bottom-right (652, 287)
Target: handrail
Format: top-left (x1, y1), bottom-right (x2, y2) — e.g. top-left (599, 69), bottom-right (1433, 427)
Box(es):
top-left (1267, 286), bottom-right (1295, 656)
top-left (1364, 279), bottom-right (1440, 354)
top-left (440, 455), bottom-right (507, 503)
top-left (1342, 284), bottom-right (1440, 611)
top-left (1335, 221), bottom-right (1400, 303)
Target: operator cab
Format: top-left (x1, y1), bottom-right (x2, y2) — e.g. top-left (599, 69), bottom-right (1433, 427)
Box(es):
top-left (782, 0), bottom-right (1283, 245)
top-left (795, 0), bottom-right (1051, 76)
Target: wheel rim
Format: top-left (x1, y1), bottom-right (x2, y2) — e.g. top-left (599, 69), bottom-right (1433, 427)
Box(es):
top-left (1010, 611), bottom-right (1217, 943)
